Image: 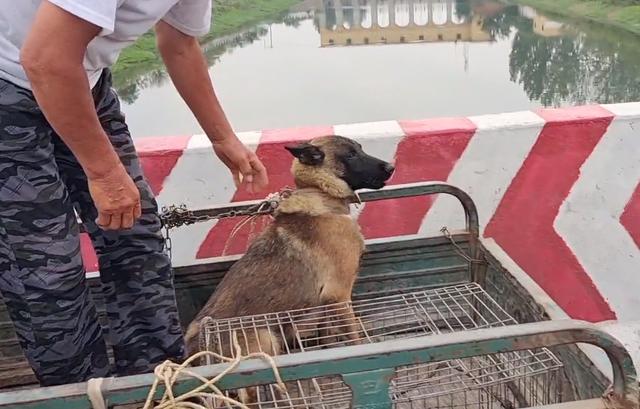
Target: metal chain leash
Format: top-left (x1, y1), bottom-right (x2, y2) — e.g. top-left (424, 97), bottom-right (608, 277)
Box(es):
top-left (159, 188), bottom-right (294, 261)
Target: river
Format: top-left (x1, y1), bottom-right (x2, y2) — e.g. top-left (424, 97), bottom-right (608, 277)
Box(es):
top-left (115, 0), bottom-right (640, 138)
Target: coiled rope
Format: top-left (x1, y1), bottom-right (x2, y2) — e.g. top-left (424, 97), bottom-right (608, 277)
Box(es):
top-left (141, 330), bottom-right (286, 409)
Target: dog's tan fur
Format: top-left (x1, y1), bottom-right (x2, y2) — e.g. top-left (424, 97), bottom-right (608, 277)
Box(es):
top-left (183, 136), bottom-right (392, 405)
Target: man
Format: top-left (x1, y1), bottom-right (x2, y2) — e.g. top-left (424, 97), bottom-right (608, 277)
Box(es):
top-left (0, 0), bottom-right (268, 386)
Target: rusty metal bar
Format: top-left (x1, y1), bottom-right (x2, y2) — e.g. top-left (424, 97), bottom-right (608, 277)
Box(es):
top-left (158, 181), bottom-right (480, 236)
top-left (356, 182), bottom-right (484, 285)
top-left (356, 182), bottom-right (480, 238)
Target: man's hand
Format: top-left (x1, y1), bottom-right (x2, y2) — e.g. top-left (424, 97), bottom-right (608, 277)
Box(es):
top-left (88, 164), bottom-right (142, 230)
top-left (156, 21), bottom-right (270, 193)
top-left (213, 137), bottom-right (268, 193)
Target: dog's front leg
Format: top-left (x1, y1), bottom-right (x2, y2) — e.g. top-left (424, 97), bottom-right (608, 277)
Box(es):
top-left (318, 301), bottom-right (363, 346)
top-left (340, 302), bottom-right (363, 344)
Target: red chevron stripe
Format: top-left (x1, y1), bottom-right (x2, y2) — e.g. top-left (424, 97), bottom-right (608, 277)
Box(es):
top-left (621, 183), bottom-right (640, 248)
top-left (358, 118), bottom-right (476, 238)
top-left (484, 106), bottom-right (615, 322)
top-left (137, 135), bottom-right (192, 196)
top-left (196, 126), bottom-right (334, 258)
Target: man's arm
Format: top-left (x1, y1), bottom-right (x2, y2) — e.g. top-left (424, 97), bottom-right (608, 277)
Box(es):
top-left (155, 20), bottom-right (268, 193)
top-left (21, 2), bottom-right (141, 230)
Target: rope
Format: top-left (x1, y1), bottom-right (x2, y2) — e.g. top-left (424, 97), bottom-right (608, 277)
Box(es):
top-left (221, 190), bottom-right (290, 256)
top-left (353, 192), bottom-right (362, 209)
top-left (87, 377), bottom-right (107, 409)
top-left (142, 330), bottom-right (286, 409)
top-left (221, 214), bottom-right (266, 256)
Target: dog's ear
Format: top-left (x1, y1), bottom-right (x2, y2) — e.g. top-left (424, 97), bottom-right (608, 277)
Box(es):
top-left (285, 143), bottom-right (325, 166)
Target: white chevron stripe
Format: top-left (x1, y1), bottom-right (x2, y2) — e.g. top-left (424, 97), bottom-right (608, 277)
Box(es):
top-left (603, 101), bottom-right (640, 119)
top-left (334, 121), bottom-right (405, 218)
top-left (554, 109), bottom-right (640, 322)
top-left (159, 131), bottom-right (262, 267)
top-left (420, 111), bottom-right (545, 236)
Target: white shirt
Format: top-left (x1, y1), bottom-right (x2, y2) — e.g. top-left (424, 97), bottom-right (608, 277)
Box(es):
top-left (0, 0), bottom-right (212, 90)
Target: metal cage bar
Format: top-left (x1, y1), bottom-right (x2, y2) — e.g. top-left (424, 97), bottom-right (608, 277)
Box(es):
top-left (199, 283), bottom-right (559, 408)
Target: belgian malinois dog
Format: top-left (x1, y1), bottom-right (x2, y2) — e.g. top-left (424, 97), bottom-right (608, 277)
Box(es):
top-left (184, 135), bottom-right (394, 404)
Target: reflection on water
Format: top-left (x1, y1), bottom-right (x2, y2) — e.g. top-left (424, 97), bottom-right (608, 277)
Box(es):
top-left (318, 0), bottom-right (490, 44)
top-left (116, 25), bottom-right (276, 104)
top-left (500, 4), bottom-right (640, 106)
top-left (116, 0), bottom-right (640, 138)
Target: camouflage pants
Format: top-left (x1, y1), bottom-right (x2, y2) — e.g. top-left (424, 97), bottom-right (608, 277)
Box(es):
top-left (0, 70), bottom-right (185, 386)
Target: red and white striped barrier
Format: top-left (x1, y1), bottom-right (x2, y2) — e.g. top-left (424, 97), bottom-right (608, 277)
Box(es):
top-left (81, 103), bottom-right (640, 324)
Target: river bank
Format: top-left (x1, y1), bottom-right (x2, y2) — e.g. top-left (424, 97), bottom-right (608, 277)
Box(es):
top-left (113, 0), bottom-right (299, 78)
top-left (511, 0), bottom-right (640, 35)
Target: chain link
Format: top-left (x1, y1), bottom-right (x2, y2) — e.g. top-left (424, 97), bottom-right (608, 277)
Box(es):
top-left (164, 227), bottom-right (173, 261)
top-left (159, 189), bottom-right (292, 230)
top-left (159, 188), bottom-right (293, 262)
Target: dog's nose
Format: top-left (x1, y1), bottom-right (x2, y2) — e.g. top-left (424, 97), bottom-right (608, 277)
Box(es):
top-left (382, 163), bottom-right (395, 174)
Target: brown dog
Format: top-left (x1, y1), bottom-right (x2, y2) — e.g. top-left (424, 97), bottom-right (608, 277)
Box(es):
top-left (184, 135), bottom-right (394, 404)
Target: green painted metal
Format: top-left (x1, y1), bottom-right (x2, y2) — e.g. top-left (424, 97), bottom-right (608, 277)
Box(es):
top-left (0, 320), bottom-right (636, 409)
top-left (343, 369), bottom-right (395, 408)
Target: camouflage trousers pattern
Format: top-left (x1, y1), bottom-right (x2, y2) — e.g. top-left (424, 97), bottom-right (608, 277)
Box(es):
top-left (0, 70), bottom-right (185, 386)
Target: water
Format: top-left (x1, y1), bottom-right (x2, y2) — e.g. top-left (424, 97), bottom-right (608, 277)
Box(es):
top-left (116, 0), bottom-right (640, 138)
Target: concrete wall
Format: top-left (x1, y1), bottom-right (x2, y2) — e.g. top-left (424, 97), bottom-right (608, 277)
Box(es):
top-left (81, 103), bottom-right (640, 324)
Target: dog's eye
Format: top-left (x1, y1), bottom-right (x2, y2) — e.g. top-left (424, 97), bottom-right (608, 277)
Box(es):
top-left (346, 149), bottom-right (357, 159)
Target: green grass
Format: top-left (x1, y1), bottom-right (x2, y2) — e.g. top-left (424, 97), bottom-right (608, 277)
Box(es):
top-left (613, 5), bottom-right (640, 32)
top-left (112, 0), bottom-right (299, 77)
top-left (510, 0), bottom-right (640, 35)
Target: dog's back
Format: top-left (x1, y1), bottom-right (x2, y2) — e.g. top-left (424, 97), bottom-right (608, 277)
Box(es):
top-left (184, 205), bottom-right (364, 354)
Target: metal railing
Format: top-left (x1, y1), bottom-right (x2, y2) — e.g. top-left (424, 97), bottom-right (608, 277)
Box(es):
top-left (159, 181), bottom-right (480, 236)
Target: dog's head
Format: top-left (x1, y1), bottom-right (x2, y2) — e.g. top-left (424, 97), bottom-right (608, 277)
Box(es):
top-left (285, 135), bottom-right (395, 197)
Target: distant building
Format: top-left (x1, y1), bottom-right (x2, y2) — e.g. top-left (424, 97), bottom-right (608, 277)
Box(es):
top-left (518, 5), bottom-right (565, 37)
top-left (532, 15), bottom-right (564, 37)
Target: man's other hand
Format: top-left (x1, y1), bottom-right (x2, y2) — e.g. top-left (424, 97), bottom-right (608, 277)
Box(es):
top-left (155, 22), bottom-right (269, 195)
top-left (213, 137), bottom-right (268, 194)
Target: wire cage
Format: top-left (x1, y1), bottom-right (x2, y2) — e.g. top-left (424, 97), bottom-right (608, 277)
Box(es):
top-left (199, 283), bottom-right (563, 408)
